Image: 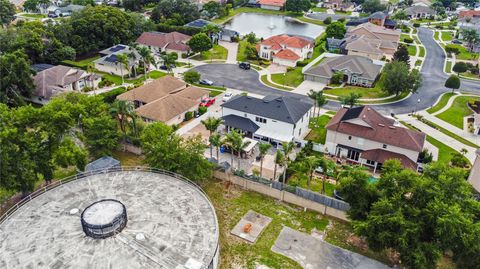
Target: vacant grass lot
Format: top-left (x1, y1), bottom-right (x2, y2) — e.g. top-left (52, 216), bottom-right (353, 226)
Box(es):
top-left (427, 92), bottom-right (455, 114)
top-left (436, 95), bottom-right (480, 129)
top-left (305, 115), bottom-right (332, 144)
top-left (192, 45), bottom-right (228, 61)
top-left (271, 67), bottom-right (304, 88)
top-left (102, 70), bottom-right (167, 85)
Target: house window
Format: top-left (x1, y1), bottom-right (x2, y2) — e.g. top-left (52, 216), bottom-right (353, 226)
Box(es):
top-left (347, 149), bottom-right (360, 161)
top-left (348, 136), bottom-right (352, 140)
top-left (383, 144), bottom-right (387, 149)
top-left (366, 159), bottom-right (375, 165)
top-left (255, 117), bottom-right (267, 123)
top-left (298, 128), bottom-right (301, 135)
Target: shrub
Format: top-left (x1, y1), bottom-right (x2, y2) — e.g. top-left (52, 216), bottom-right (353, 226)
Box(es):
top-left (286, 67), bottom-right (295, 72)
top-left (181, 53), bottom-right (188, 58)
top-left (323, 17), bottom-right (332, 24)
top-left (184, 111), bottom-right (193, 121)
top-left (184, 70), bottom-right (201, 83)
top-left (133, 82), bottom-right (144, 88)
top-left (100, 87), bottom-right (127, 103)
top-left (331, 71), bottom-right (344, 84)
top-left (451, 152), bottom-right (469, 168)
top-left (445, 44), bottom-right (460, 55)
top-left (198, 106), bottom-right (207, 115)
top-left (296, 60), bottom-right (309, 67)
top-left (435, 25), bottom-right (443, 29)
top-left (338, 17), bottom-right (346, 23)
top-left (404, 37), bottom-right (413, 43)
top-left (413, 23), bottom-right (420, 27)
top-left (419, 149), bottom-right (433, 164)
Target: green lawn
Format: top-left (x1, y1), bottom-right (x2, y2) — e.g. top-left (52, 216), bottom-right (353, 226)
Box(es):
top-left (61, 55), bottom-right (101, 69)
top-left (19, 13), bottom-right (46, 19)
top-left (191, 45), bottom-right (228, 61)
top-left (460, 72), bottom-right (480, 79)
top-left (271, 67), bottom-right (304, 88)
top-left (260, 75), bottom-right (292, 91)
top-left (407, 45), bottom-right (417, 56)
top-left (434, 31), bottom-right (440, 41)
top-left (417, 117), bottom-right (478, 148)
top-left (441, 31), bottom-right (453, 41)
top-left (202, 178), bottom-right (329, 269)
top-left (288, 175), bottom-right (336, 197)
top-left (400, 34), bottom-right (411, 42)
top-left (102, 70), bottom-right (167, 86)
top-left (323, 75), bottom-right (389, 99)
top-left (445, 61), bottom-right (452, 73)
top-left (192, 83), bottom-right (226, 91)
top-left (448, 44), bottom-right (479, 60)
top-left (305, 115), bottom-right (332, 144)
top-left (426, 92), bottom-right (455, 114)
top-left (418, 46), bottom-right (425, 57)
top-left (415, 59), bottom-right (422, 66)
top-left (436, 95), bottom-right (480, 129)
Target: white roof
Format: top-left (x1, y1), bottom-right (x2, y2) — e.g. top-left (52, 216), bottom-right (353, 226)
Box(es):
top-left (243, 137), bottom-right (258, 152)
top-left (255, 127), bottom-right (293, 142)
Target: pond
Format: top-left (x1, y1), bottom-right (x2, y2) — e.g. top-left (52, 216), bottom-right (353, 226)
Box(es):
top-left (223, 13), bottom-right (324, 39)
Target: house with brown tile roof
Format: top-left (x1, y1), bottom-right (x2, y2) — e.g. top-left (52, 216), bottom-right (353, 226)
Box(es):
top-left (136, 31), bottom-right (191, 58)
top-left (258, 0), bottom-right (286, 10)
top-left (325, 106), bottom-right (426, 172)
top-left (257, 34), bottom-right (314, 67)
top-left (117, 76), bottom-right (209, 125)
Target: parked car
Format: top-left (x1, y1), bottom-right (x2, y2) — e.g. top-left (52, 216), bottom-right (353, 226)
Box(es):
top-left (199, 79), bottom-right (214, 86)
top-left (239, 62), bottom-right (251, 70)
top-left (200, 98), bottom-right (216, 107)
top-left (451, 39), bottom-right (463, 44)
top-left (222, 92), bottom-right (234, 102)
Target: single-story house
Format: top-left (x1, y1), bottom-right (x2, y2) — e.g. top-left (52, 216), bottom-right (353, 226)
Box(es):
top-left (116, 76), bottom-right (209, 125)
top-left (184, 19), bottom-right (239, 42)
top-left (94, 44), bottom-right (140, 77)
top-left (31, 64), bottom-right (100, 104)
top-left (325, 106), bottom-right (426, 172)
top-left (404, 6), bottom-right (436, 19)
top-left (47, 4), bottom-right (84, 17)
top-left (221, 95), bottom-right (313, 144)
top-left (257, 34), bottom-right (314, 67)
top-left (304, 55), bottom-right (382, 87)
top-left (323, 0), bottom-right (355, 12)
top-left (258, 0), bottom-right (286, 10)
top-left (136, 31), bottom-right (191, 58)
top-left (347, 12), bottom-right (397, 29)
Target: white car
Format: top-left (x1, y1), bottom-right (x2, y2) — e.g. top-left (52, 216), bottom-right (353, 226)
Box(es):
top-left (222, 92), bottom-right (234, 102)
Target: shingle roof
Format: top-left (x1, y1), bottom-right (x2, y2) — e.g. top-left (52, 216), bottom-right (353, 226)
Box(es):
top-left (369, 11), bottom-right (387, 19)
top-left (404, 6), bottom-right (436, 16)
top-left (135, 95), bottom-right (198, 122)
top-left (222, 114), bottom-right (260, 133)
top-left (33, 65), bottom-right (89, 99)
top-left (221, 95), bottom-right (312, 124)
top-left (304, 55), bottom-right (382, 80)
top-left (360, 149), bottom-right (417, 170)
top-left (326, 106), bottom-right (426, 152)
top-left (459, 10), bottom-right (480, 18)
top-left (117, 76), bottom-right (186, 104)
top-left (136, 32), bottom-right (191, 52)
top-left (347, 22), bottom-right (401, 39)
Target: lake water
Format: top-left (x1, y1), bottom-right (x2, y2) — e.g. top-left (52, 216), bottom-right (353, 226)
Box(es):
top-left (223, 13), bottom-right (324, 39)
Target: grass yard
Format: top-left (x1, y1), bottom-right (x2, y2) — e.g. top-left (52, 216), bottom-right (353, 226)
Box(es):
top-left (415, 59), bottom-right (422, 66)
top-left (418, 46), bottom-right (425, 57)
top-left (191, 45), bottom-right (228, 61)
top-left (201, 178), bottom-right (329, 269)
top-left (209, 90), bottom-right (224, 97)
top-left (436, 95), bottom-right (480, 129)
top-left (400, 34), bottom-right (411, 42)
top-left (427, 92), bottom-right (455, 114)
top-left (417, 117), bottom-right (478, 148)
top-left (260, 75), bottom-right (293, 91)
top-left (288, 175), bottom-right (336, 197)
top-left (445, 61), bottom-right (452, 73)
top-left (237, 40), bottom-right (248, 62)
top-left (62, 55), bottom-right (101, 69)
top-left (323, 76), bottom-right (389, 99)
top-left (112, 150), bottom-right (144, 166)
top-left (460, 72), bottom-right (480, 80)
top-left (311, 7), bottom-right (327, 12)
top-left (407, 45), bottom-right (417, 56)
top-left (271, 67), bottom-right (304, 88)
top-left (102, 70), bottom-right (167, 86)
top-left (441, 31), bottom-right (453, 41)
top-left (192, 83), bottom-right (226, 91)
top-left (20, 13), bottom-right (47, 19)
top-left (448, 44), bottom-right (479, 60)
top-left (434, 31), bottom-right (440, 41)
top-left (305, 115), bottom-right (332, 144)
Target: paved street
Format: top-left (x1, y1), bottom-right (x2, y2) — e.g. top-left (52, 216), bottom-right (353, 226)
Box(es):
top-left (192, 27), bottom-right (480, 115)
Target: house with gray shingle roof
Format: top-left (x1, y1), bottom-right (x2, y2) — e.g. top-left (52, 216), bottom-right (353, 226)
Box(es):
top-left (221, 95), bottom-right (313, 143)
top-left (304, 55), bottom-right (382, 87)
top-left (404, 6), bottom-right (436, 19)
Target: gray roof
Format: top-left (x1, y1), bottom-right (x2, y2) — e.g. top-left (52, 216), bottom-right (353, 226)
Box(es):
top-left (221, 95), bottom-right (312, 124)
top-left (222, 114), bottom-right (260, 133)
top-left (404, 6), bottom-right (436, 16)
top-left (85, 156), bottom-right (120, 171)
top-left (369, 12), bottom-right (387, 19)
top-left (304, 55), bottom-right (382, 80)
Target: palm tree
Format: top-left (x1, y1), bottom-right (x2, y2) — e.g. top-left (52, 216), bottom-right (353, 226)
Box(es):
top-left (273, 150), bottom-right (284, 181)
top-left (303, 156), bottom-right (321, 190)
top-left (110, 100), bottom-right (135, 149)
top-left (317, 157), bottom-right (335, 194)
top-left (462, 28), bottom-right (479, 52)
top-left (316, 91), bottom-right (328, 118)
top-left (201, 117), bottom-right (224, 158)
top-left (307, 89), bottom-right (318, 121)
top-left (224, 129), bottom-right (247, 170)
top-left (86, 63), bottom-right (96, 95)
top-left (128, 51), bottom-right (138, 78)
top-left (258, 143), bottom-right (271, 177)
top-left (138, 46), bottom-right (153, 79)
top-left (161, 52), bottom-right (178, 73)
top-left (116, 53), bottom-right (128, 85)
top-left (281, 141), bottom-right (295, 183)
top-left (209, 133), bottom-right (222, 161)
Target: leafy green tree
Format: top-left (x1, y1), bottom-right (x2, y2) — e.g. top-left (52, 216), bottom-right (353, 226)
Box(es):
top-left (383, 60), bottom-right (422, 96)
top-left (452, 61), bottom-right (468, 75)
top-left (137, 46), bottom-right (155, 79)
top-left (160, 52), bottom-right (178, 73)
top-left (110, 99), bottom-right (135, 147)
top-left (302, 156), bottom-right (321, 190)
top-left (201, 117), bottom-right (224, 158)
top-left (325, 22), bottom-right (347, 39)
top-left (393, 44), bottom-right (410, 65)
top-left (462, 28), bottom-right (479, 52)
top-left (151, 0), bottom-right (200, 25)
top-left (245, 32), bottom-right (257, 44)
top-left (141, 122), bottom-right (212, 181)
top-left (444, 74), bottom-right (460, 93)
top-left (281, 141), bottom-right (295, 183)
top-left (0, 50), bottom-right (36, 106)
top-left (317, 157), bottom-right (335, 194)
top-left (187, 33), bottom-right (213, 54)
top-left (285, 0), bottom-right (311, 13)
top-left (331, 71), bottom-right (344, 85)
top-left (339, 92), bottom-right (361, 108)
top-left (23, 0), bottom-right (40, 12)
top-left (184, 70), bottom-right (201, 84)
top-left (258, 143), bottom-right (272, 178)
top-left (323, 16), bottom-right (332, 25)
top-left (209, 133), bottom-right (222, 161)
top-left (224, 129), bottom-right (249, 169)
top-left (0, 0), bottom-right (15, 26)
top-left (273, 150), bottom-right (284, 181)
top-left (245, 43), bottom-right (259, 60)
top-left (362, 0), bottom-right (386, 13)
top-left (83, 115), bottom-right (120, 158)
top-left (392, 10), bottom-right (408, 20)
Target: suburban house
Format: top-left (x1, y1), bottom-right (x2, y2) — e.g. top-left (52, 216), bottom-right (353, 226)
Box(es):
top-left (184, 19), bottom-right (239, 42)
top-left (323, 0), bottom-right (355, 12)
top-left (325, 106), bottom-right (426, 172)
top-left (136, 31), bottom-right (191, 57)
top-left (304, 55), bottom-right (382, 87)
top-left (347, 12), bottom-right (397, 29)
top-left (412, 0), bottom-right (432, 7)
top-left (116, 76), bottom-right (209, 125)
top-left (404, 6), bottom-right (436, 19)
top-left (221, 95), bottom-right (313, 145)
top-left (47, 4), bottom-right (85, 17)
top-left (257, 34), bottom-right (314, 67)
top-left (31, 64), bottom-right (100, 104)
top-left (339, 22), bottom-right (401, 60)
top-left (257, 0), bottom-right (286, 10)
top-left (94, 44), bottom-right (139, 77)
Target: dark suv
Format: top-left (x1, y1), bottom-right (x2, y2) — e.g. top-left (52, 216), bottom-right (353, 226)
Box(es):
top-left (239, 62), bottom-right (251, 70)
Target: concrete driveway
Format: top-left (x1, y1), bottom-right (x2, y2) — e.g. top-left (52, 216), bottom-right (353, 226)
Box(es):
top-left (272, 227), bottom-right (390, 269)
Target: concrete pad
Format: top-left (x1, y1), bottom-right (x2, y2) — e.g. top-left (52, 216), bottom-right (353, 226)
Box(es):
top-left (292, 81), bottom-right (326, 95)
top-left (231, 210), bottom-right (272, 243)
top-left (272, 227), bottom-right (390, 269)
top-left (267, 64), bottom-right (287, 74)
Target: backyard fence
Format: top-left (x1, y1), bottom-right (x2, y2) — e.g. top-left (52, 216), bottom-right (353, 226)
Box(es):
top-left (214, 171), bottom-right (350, 221)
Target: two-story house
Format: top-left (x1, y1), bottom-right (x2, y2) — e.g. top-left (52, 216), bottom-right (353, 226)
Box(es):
top-left (325, 106), bottom-right (426, 172)
top-left (257, 34), bottom-right (314, 67)
top-left (94, 44), bottom-right (140, 77)
top-left (136, 31), bottom-right (191, 58)
top-left (221, 95), bottom-right (312, 145)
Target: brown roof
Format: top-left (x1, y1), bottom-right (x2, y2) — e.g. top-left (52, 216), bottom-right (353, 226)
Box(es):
top-left (258, 0), bottom-right (286, 6)
top-left (117, 76), bottom-right (186, 104)
top-left (173, 86), bottom-right (209, 101)
top-left (135, 95), bottom-right (198, 122)
top-left (326, 106), bottom-right (426, 152)
top-left (136, 32), bottom-right (191, 52)
top-left (347, 22), bottom-right (401, 40)
top-left (33, 65), bottom-right (89, 99)
top-left (261, 34), bottom-right (313, 49)
top-left (361, 149), bottom-right (417, 170)
top-left (459, 10), bottom-right (480, 18)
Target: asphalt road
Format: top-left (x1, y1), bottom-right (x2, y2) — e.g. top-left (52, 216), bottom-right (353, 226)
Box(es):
top-left (193, 27), bottom-right (480, 115)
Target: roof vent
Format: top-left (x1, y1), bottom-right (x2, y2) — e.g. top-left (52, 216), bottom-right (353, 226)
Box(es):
top-left (378, 123), bottom-right (385, 127)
